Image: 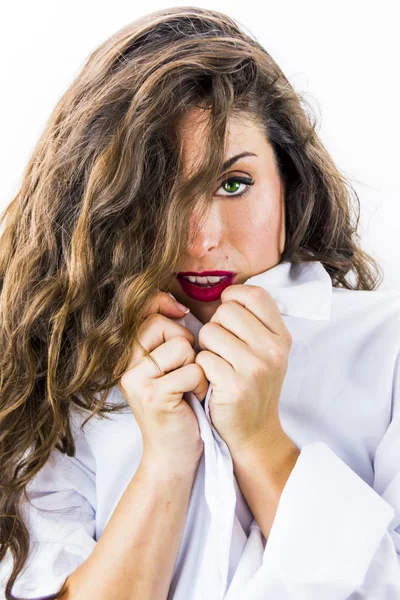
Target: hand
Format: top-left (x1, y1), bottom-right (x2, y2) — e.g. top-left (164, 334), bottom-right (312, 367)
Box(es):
top-left (116, 291), bottom-right (208, 476)
top-left (195, 284), bottom-right (293, 456)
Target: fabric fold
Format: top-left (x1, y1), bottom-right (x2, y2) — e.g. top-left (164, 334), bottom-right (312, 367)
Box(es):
top-left (2, 260), bottom-right (400, 599)
top-left (223, 441), bottom-right (395, 600)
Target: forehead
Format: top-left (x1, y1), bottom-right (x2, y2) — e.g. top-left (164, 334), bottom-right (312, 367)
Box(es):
top-left (176, 106), bottom-right (270, 174)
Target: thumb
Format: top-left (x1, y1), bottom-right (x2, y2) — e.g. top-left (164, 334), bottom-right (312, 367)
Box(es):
top-left (143, 290), bottom-right (190, 319)
top-left (166, 292), bottom-right (191, 315)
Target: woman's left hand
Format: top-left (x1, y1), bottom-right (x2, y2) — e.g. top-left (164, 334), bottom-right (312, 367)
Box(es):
top-left (195, 284), bottom-right (293, 455)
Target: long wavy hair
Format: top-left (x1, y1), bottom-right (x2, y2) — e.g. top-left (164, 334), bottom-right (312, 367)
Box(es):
top-left (0, 6), bottom-right (383, 599)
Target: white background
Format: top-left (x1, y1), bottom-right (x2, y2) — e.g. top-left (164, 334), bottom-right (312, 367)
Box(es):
top-left (1, 0), bottom-right (399, 290)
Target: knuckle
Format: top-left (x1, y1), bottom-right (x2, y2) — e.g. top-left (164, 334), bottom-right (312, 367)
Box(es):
top-left (173, 335), bottom-right (194, 359)
top-left (194, 362), bottom-right (205, 377)
top-left (119, 373), bottom-right (129, 392)
top-left (184, 344), bottom-right (197, 363)
top-left (147, 312), bottom-right (164, 326)
top-left (268, 344), bottom-right (287, 365)
top-left (198, 321), bottom-right (216, 341)
top-left (119, 372), bottom-right (135, 397)
top-left (284, 329), bottom-right (293, 347)
top-left (219, 300), bottom-right (234, 311)
top-left (249, 358), bottom-right (266, 377)
top-left (121, 365), bottom-right (142, 385)
top-left (173, 335), bottom-right (191, 349)
top-left (249, 286), bottom-right (265, 301)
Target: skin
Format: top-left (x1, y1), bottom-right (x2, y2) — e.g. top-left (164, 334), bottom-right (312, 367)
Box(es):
top-left (167, 106), bottom-right (300, 543)
top-left (168, 106), bottom-right (286, 325)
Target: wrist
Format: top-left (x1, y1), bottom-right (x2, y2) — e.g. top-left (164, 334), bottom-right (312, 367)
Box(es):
top-left (140, 453), bottom-right (201, 482)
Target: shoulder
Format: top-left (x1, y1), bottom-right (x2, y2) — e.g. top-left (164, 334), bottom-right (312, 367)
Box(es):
top-left (331, 286), bottom-right (400, 343)
top-left (332, 285), bottom-right (400, 315)
top-left (296, 286), bottom-right (400, 390)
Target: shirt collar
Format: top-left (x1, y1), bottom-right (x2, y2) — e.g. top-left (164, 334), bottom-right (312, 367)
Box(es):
top-left (169, 260), bottom-right (332, 325)
top-left (244, 259), bottom-right (333, 321)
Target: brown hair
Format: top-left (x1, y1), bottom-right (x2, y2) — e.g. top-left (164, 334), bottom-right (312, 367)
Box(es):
top-left (0, 6), bottom-right (383, 599)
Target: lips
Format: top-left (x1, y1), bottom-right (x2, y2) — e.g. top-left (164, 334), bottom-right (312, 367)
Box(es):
top-left (178, 270), bottom-right (234, 275)
top-left (177, 273), bottom-right (235, 302)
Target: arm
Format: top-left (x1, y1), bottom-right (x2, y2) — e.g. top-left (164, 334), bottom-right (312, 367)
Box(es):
top-left (227, 439), bottom-right (397, 600)
top-left (0, 405), bottom-right (198, 600)
top-left (224, 344), bottom-right (400, 600)
top-left (63, 458), bottom-right (198, 600)
top-left (231, 427), bottom-right (300, 542)
top-left (218, 301), bottom-right (400, 600)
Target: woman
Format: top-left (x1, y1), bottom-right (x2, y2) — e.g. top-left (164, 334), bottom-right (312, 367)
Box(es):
top-left (1, 6), bottom-right (399, 600)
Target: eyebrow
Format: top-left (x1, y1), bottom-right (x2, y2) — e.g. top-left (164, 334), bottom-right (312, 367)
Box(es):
top-left (222, 152), bottom-right (257, 172)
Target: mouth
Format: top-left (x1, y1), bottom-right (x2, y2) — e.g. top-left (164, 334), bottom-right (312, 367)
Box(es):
top-left (176, 271), bottom-right (236, 302)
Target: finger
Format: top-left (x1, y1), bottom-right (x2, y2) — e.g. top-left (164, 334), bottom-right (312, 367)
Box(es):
top-left (133, 314), bottom-right (195, 367)
top-left (220, 285), bottom-right (285, 336)
top-left (156, 362), bottom-right (209, 404)
top-left (121, 336), bottom-right (203, 401)
top-left (143, 290), bottom-right (190, 319)
top-left (115, 310), bottom-right (193, 388)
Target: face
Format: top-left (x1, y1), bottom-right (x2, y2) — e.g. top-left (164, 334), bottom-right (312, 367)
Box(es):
top-left (168, 107), bottom-right (286, 325)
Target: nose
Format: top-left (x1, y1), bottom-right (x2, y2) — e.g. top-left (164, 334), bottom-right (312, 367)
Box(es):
top-left (187, 202), bottom-right (223, 257)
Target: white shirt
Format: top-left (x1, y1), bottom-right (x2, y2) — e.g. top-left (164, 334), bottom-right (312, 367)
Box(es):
top-left (1, 260), bottom-right (400, 600)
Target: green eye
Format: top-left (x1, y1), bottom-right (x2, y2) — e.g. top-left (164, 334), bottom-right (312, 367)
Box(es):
top-left (217, 176), bottom-right (255, 198)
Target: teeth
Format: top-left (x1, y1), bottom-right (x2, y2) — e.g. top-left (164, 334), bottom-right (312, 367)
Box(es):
top-left (184, 275), bottom-right (228, 285)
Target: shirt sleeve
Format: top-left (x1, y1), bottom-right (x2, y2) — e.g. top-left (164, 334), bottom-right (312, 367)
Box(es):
top-left (0, 410), bottom-right (97, 599)
top-left (226, 349), bottom-right (400, 600)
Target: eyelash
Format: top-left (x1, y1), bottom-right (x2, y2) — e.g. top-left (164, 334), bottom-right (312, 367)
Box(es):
top-left (216, 176), bottom-right (255, 198)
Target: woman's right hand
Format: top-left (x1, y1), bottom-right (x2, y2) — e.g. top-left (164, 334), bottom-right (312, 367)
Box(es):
top-left (117, 291), bottom-right (209, 476)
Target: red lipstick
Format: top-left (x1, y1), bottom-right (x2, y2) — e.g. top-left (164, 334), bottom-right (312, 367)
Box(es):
top-left (177, 270), bottom-right (235, 276)
top-left (176, 270), bottom-right (236, 302)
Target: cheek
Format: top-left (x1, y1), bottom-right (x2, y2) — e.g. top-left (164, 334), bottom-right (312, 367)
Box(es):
top-left (226, 195), bottom-right (282, 258)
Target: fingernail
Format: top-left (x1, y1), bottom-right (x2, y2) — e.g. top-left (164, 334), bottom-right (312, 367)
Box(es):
top-left (175, 301), bottom-right (190, 313)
